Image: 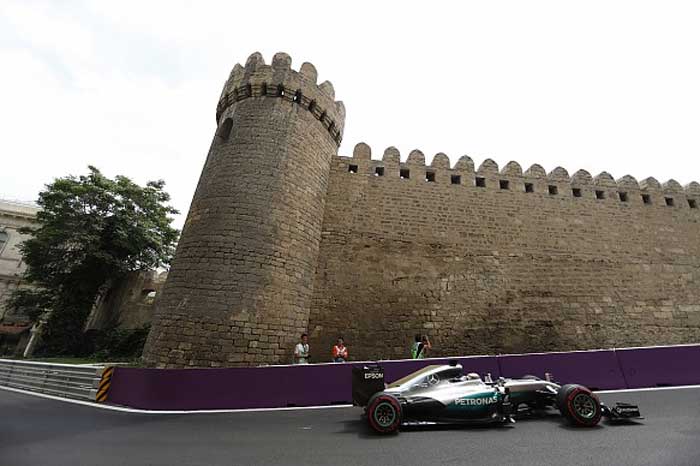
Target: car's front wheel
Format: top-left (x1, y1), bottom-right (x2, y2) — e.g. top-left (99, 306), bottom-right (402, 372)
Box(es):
top-left (557, 384), bottom-right (602, 427)
top-left (366, 393), bottom-right (403, 434)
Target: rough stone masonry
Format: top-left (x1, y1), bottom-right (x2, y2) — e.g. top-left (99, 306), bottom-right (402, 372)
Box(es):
top-left (143, 52), bottom-right (700, 368)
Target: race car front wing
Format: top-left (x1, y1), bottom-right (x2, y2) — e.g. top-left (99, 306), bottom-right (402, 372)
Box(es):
top-left (601, 402), bottom-right (643, 422)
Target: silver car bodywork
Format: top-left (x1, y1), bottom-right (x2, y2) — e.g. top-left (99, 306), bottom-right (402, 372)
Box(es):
top-left (382, 364), bottom-right (560, 423)
top-left (355, 362), bottom-right (641, 428)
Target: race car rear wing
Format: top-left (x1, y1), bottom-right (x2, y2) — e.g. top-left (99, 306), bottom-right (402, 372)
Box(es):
top-left (352, 364), bottom-right (385, 406)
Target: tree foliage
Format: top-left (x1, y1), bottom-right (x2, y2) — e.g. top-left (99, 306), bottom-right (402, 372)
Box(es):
top-left (10, 166), bottom-right (179, 355)
top-left (89, 325), bottom-right (152, 360)
top-left (5, 287), bottom-right (55, 323)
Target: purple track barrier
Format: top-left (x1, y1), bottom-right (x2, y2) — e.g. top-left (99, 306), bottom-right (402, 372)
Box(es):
top-left (108, 366), bottom-right (292, 410)
top-left (497, 350), bottom-right (626, 390)
top-left (107, 356), bottom-right (500, 410)
top-left (106, 345), bottom-right (698, 410)
top-left (283, 363), bottom-right (354, 406)
top-left (616, 344), bottom-right (700, 388)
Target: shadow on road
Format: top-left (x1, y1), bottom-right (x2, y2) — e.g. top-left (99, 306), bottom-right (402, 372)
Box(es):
top-left (335, 409), bottom-right (645, 437)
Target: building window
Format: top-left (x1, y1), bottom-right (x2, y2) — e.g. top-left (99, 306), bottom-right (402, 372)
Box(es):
top-left (400, 169), bottom-right (410, 179)
top-left (548, 185), bottom-right (558, 195)
top-left (642, 194), bottom-right (652, 205)
top-left (572, 188), bottom-right (582, 198)
top-left (375, 167), bottom-right (384, 177)
top-left (689, 199), bottom-right (698, 209)
top-left (425, 171), bottom-right (436, 182)
top-left (619, 192), bottom-right (628, 202)
top-left (665, 197), bottom-right (674, 207)
top-left (217, 118), bottom-right (233, 142)
top-left (595, 190), bottom-right (606, 200)
top-left (142, 290), bottom-right (157, 305)
top-left (348, 164), bottom-right (358, 174)
top-left (0, 231), bottom-right (7, 255)
top-left (499, 180), bottom-right (510, 190)
top-left (451, 175), bottom-right (461, 185)
top-left (475, 177), bottom-right (486, 188)
top-left (524, 183), bottom-right (534, 193)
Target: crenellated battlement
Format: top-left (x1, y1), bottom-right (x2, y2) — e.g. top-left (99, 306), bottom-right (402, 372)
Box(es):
top-left (313, 139), bottom-right (700, 362)
top-left (336, 142), bottom-right (700, 207)
top-left (146, 52), bottom-right (347, 368)
top-left (149, 52), bottom-right (700, 368)
top-left (215, 52), bottom-right (345, 146)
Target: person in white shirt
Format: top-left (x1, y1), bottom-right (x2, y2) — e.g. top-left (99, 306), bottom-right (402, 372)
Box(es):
top-left (294, 333), bottom-right (310, 364)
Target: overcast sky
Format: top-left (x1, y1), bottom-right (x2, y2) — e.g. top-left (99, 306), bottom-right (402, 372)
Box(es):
top-left (2, 1), bottom-right (699, 228)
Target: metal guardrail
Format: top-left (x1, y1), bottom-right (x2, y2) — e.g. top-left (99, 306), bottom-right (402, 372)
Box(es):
top-left (0, 359), bottom-right (105, 401)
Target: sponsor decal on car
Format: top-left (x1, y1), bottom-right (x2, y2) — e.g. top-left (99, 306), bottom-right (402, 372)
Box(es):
top-left (364, 372), bottom-right (383, 380)
top-left (453, 393), bottom-right (499, 407)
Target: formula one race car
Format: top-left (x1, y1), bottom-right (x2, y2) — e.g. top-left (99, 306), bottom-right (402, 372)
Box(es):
top-left (352, 362), bottom-right (642, 434)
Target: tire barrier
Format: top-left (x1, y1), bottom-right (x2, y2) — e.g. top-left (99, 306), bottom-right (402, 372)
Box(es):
top-left (95, 366), bottom-right (114, 402)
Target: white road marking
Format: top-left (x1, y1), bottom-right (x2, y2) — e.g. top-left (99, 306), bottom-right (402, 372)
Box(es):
top-left (595, 384), bottom-right (700, 394)
top-left (0, 385), bottom-right (352, 414)
top-left (2, 382), bottom-right (699, 415)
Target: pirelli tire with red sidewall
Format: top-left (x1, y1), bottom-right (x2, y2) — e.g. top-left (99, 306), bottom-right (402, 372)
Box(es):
top-left (557, 384), bottom-right (602, 427)
top-left (366, 393), bottom-right (403, 434)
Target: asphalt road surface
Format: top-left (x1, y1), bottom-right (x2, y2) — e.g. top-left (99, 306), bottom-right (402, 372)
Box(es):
top-left (1, 386), bottom-right (699, 466)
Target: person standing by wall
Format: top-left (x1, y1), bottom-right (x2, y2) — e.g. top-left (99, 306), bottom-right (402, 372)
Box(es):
top-left (332, 336), bottom-right (348, 362)
top-left (294, 333), bottom-right (310, 364)
top-left (411, 334), bottom-right (422, 359)
top-left (415, 335), bottom-right (432, 359)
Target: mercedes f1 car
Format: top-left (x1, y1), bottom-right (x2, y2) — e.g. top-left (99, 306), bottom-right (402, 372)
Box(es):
top-left (352, 362), bottom-right (642, 434)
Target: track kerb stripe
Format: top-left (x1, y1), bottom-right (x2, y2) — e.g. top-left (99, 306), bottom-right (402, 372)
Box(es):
top-left (96, 366), bottom-right (114, 403)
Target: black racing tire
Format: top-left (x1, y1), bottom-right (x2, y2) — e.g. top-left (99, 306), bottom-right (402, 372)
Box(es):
top-left (557, 384), bottom-right (602, 427)
top-left (366, 393), bottom-right (403, 434)
top-left (556, 384), bottom-right (576, 411)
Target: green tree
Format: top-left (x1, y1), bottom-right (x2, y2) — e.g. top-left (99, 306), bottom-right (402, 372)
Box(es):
top-left (9, 166), bottom-right (179, 355)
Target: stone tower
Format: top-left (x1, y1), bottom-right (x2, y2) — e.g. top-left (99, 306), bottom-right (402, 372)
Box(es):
top-left (143, 52), bottom-right (345, 367)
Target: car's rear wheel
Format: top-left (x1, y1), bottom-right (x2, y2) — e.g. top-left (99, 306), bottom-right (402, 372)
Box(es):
top-left (366, 393), bottom-right (402, 434)
top-left (557, 384), bottom-right (602, 427)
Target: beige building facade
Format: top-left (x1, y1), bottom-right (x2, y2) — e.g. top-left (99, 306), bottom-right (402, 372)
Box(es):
top-left (0, 200), bottom-right (40, 322)
top-left (0, 200), bottom-right (40, 355)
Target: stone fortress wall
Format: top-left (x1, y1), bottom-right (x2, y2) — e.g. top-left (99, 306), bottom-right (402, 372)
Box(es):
top-left (308, 144), bottom-right (700, 361)
top-left (143, 52), bottom-right (345, 367)
top-left (144, 52), bottom-right (700, 367)
top-left (85, 270), bottom-right (168, 332)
